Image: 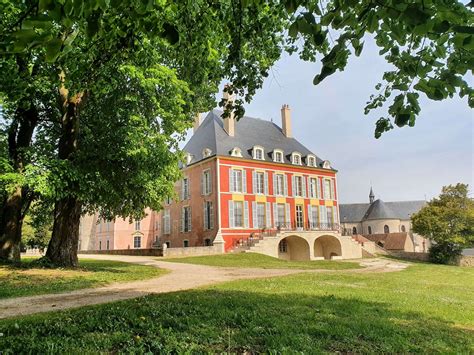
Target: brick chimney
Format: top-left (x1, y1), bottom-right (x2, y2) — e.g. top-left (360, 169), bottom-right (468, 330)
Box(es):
top-left (193, 113), bottom-right (201, 133)
top-left (281, 104), bottom-right (292, 138)
top-left (223, 85), bottom-right (235, 137)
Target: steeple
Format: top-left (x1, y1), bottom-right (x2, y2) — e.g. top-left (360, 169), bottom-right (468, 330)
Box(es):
top-left (369, 187), bottom-right (375, 204)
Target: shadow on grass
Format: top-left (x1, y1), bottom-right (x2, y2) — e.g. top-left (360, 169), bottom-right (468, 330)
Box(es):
top-left (0, 290), bottom-right (471, 353)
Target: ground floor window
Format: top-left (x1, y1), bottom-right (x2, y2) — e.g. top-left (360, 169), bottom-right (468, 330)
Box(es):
top-left (183, 240), bottom-right (189, 248)
top-left (99, 240), bottom-right (102, 250)
top-left (257, 203), bottom-right (265, 228)
top-left (279, 239), bottom-right (288, 253)
top-left (134, 236), bottom-right (141, 248)
top-left (182, 206), bottom-right (192, 232)
top-left (106, 239), bottom-right (110, 250)
top-left (165, 241), bottom-right (170, 248)
top-left (295, 205), bottom-right (304, 228)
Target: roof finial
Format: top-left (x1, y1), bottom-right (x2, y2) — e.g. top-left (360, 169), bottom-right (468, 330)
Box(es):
top-left (369, 186), bottom-right (375, 204)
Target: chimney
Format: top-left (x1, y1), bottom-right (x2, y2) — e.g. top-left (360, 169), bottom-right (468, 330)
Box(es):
top-left (193, 113), bottom-right (201, 133)
top-left (281, 104), bottom-right (292, 138)
top-left (223, 85), bottom-right (235, 137)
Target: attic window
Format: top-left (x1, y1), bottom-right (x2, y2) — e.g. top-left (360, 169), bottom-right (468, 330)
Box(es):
top-left (185, 153), bottom-right (193, 165)
top-left (230, 147), bottom-right (243, 157)
top-left (273, 149), bottom-right (284, 163)
top-left (322, 160), bottom-right (331, 169)
top-left (253, 146), bottom-right (264, 160)
top-left (292, 152), bottom-right (302, 165)
top-left (202, 148), bottom-right (212, 158)
top-left (307, 155), bottom-right (316, 167)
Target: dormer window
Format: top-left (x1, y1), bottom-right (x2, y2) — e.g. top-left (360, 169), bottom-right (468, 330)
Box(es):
top-left (230, 147), bottom-right (243, 157)
top-left (253, 146), bottom-right (264, 160)
top-left (322, 160), bottom-right (331, 169)
top-left (202, 148), bottom-right (212, 158)
top-left (185, 153), bottom-right (193, 165)
top-left (307, 155), bottom-right (316, 167)
top-left (273, 149), bottom-right (284, 163)
top-left (292, 152), bottom-right (302, 165)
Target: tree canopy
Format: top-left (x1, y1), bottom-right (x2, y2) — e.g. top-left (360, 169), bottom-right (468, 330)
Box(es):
top-left (412, 183), bottom-right (474, 263)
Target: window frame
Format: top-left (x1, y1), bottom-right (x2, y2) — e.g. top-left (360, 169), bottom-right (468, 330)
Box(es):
top-left (233, 201), bottom-right (244, 228)
top-left (292, 152), bottom-right (302, 165)
top-left (273, 149), bottom-right (284, 163)
top-left (294, 176), bottom-right (303, 197)
top-left (133, 235), bottom-right (141, 249)
top-left (307, 155), bottom-right (316, 167)
top-left (253, 146), bottom-right (265, 160)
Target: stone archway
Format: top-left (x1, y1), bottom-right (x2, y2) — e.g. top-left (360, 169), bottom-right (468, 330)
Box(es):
top-left (314, 235), bottom-right (342, 260)
top-left (278, 235), bottom-right (310, 261)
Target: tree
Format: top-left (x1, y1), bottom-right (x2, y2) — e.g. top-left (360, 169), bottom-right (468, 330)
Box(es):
top-left (412, 184), bottom-right (474, 264)
top-left (0, 1), bottom-right (287, 265)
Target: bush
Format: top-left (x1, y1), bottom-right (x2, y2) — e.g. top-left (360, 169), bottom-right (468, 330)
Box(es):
top-left (428, 243), bottom-right (463, 265)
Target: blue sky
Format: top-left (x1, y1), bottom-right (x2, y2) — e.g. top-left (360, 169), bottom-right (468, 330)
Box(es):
top-left (189, 37), bottom-right (473, 203)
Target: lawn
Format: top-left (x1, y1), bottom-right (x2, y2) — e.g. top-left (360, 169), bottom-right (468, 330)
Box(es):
top-left (0, 262), bottom-right (472, 353)
top-left (0, 258), bottom-right (165, 299)
top-left (164, 252), bottom-right (362, 270)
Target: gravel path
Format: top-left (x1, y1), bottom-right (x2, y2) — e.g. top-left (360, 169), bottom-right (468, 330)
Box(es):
top-left (0, 255), bottom-right (408, 319)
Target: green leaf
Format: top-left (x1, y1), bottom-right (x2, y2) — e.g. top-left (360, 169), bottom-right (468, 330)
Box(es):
top-left (45, 38), bottom-right (63, 62)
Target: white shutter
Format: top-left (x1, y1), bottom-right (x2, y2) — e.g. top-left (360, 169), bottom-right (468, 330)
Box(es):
top-left (181, 208), bottom-right (184, 232)
top-left (292, 175), bottom-right (296, 196)
top-left (252, 201), bottom-right (257, 229)
top-left (243, 170), bottom-right (247, 193)
top-left (244, 201), bottom-right (249, 228)
top-left (201, 173), bottom-right (204, 195)
top-left (273, 173), bottom-right (277, 195)
top-left (181, 181), bottom-right (185, 200)
top-left (228, 201), bottom-right (234, 228)
top-left (284, 174), bottom-right (288, 196)
top-left (320, 206), bottom-right (327, 224)
top-left (331, 179), bottom-right (336, 200)
top-left (307, 204), bottom-right (313, 228)
top-left (285, 203), bottom-right (291, 226)
top-left (264, 172), bottom-right (269, 195)
top-left (317, 178), bottom-right (321, 199)
top-left (302, 176), bottom-right (307, 198)
top-left (229, 170), bottom-right (234, 192)
top-left (266, 202), bottom-right (272, 227)
top-left (252, 170), bottom-right (257, 194)
top-left (208, 172), bottom-right (212, 194)
top-left (203, 202), bottom-right (207, 229)
top-left (209, 202), bottom-right (214, 229)
top-left (188, 208), bottom-right (192, 231)
top-left (273, 203), bottom-right (278, 227)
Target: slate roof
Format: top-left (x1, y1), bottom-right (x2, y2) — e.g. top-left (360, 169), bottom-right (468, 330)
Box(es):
top-left (183, 110), bottom-right (330, 168)
top-left (340, 199), bottom-right (426, 222)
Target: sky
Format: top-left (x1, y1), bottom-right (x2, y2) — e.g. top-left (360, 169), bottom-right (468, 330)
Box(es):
top-left (188, 37), bottom-right (473, 204)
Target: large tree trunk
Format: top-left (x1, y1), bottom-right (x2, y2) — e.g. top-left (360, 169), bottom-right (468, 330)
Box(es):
top-left (44, 83), bottom-right (83, 267)
top-left (45, 197), bottom-right (82, 267)
top-left (0, 101), bottom-right (38, 263)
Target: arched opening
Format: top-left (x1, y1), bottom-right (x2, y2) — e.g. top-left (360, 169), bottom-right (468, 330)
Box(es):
top-left (368, 226), bottom-right (372, 235)
top-left (352, 227), bottom-right (357, 234)
top-left (314, 235), bottom-right (342, 260)
top-left (401, 225), bottom-right (406, 232)
top-left (384, 225), bottom-right (390, 234)
top-left (278, 236), bottom-right (310, 261)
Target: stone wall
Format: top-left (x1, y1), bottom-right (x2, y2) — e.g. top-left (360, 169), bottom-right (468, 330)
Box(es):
top-left (388, 251), bottom-right (429, 261)
top-left (162, 244), bottom-right (224, 258)
top-left (79, 249), bottom-right (163, 256)
top-left (458, 255), bottom-right (474, 267)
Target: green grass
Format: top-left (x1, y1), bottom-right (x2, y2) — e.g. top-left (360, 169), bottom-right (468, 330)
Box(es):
top-left (0, 258), bottom-right (165, 299)
top-left (164, 252), bottom-right (362, 270)
top-left (1, 262), bottom-right (473, 353)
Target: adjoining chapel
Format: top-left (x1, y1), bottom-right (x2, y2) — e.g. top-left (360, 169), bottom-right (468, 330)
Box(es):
top-left (339, 188), bottom-right (430, 253)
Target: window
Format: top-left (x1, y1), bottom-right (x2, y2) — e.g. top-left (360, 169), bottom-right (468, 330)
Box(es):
top-left (181, 177), bottom-right (190, 200)
top-left (326, 206), bottom-right (334, 225)
top-left (204, 238), bottom-right (212, 246)
top-left (183, 240), bottom-right (189, 248)
top-left (279, 239), bottom-right (288, 253)
top-left (163, 209), bottom-right (171, 234)
top-left (309, 178), bottom-right (319, 198)
top-left (256, 203), bottom-right (266, 229)
top-left (273, 150), bottom-right (283, 163)
top-left (99, 240), bottom-right (102, 250)
top-left (253, 147), bottom-right (264, 160)
top-left (295, 205), bottom-right (304, 228)
top-left (230, 169), bottom-right (245, 193)
top-left (294, 176), bottom-right (303, 197)
top-left (106, 239), bottom-right (110, 250)
top-left (384, 225), bottom-right (390, 234)
top-left (352, 227), bottom-right (357, 234)
top-left (309, 205), bottom-right (318, 228)
top-left (133, 236), bottom-right (141, 248)
top-left (134, 220), bottom-right (141, 231)
top-left (307, 155), bottom-right (316, 167)
top-left (292, 152), bottom-right (302, 165)
top-left (368, 226), bottom-right (372, 234)
top-left (230, 147), bottom-right (243, 157)
top-left (165, 241), bottom-right (170, 248)
top-left (182, 206), bottom-right (192, 232)
top-left (233, 201), bottom-right (243, 228)
top-left (322, 160), bottom-right (331, 169)
top-left (323, 179), bottom-right (333, 199)
top-left (255, 172), bottom-right (265, 194)
top-left (277, 204), bottom-right (286, 227)
top-left (202, 148), bottom-right (212, 158)
top-left (202, 169), bottom-right (212, 195)
top-left (274, 174), bottom-right (285, 195)
top-left (204, 201), bottom-right (214, 230)
top-left (401, 225), bottom-right (406, 232)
